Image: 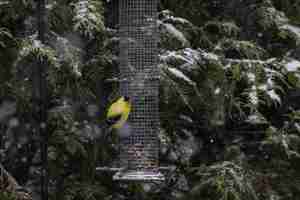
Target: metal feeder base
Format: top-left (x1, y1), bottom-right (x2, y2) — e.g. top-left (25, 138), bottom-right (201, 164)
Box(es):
top-left (113, 170), bottom-right (165, 181)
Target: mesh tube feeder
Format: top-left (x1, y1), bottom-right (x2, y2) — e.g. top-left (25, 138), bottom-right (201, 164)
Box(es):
top-left (114, 0), bottom-right (163, 181)
top-left (97, 0), bottom-right (164, 181)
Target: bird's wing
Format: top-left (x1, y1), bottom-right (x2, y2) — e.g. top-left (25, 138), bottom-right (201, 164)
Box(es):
top-left (106, 114), bottom-right (122, 126)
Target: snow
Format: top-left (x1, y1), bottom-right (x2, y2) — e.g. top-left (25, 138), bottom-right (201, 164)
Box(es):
top-left (162, 22), bottom-right (189, 46)
top-left (73, 63), bottom-right (82, 77)
top-left (264, 68), bottom-right (283, 78)
top-left (246, 113), bottom-right (266, 124)
top-left (226, 58), bottom-right (276, 65)
top-left (46, 1), bottom-right (57, 10)
top-left (179, 115), bottom-right (193, 123)
top-left (40, 123), bottom-right (46, 129)
top-left (295, 123), bottom-right (300, 133)
top-left (160, 51), bottom-right (180, 60)
top-left (215, 88), bottom-right (221, 95)
top-left (201, 51), bottom-right (219, 61)
top-left (249, 86), bottom-right (258, 105)
top-left (224, 63), bottom-right (231, 69)
top-left (161, 10), bottom-right (191, 25)
top-left (285, 59), bottom-right (300, 72)
top-left (167, 67), bottom-right (193, 84)
top-left (258, 84), bottom-right (267, 91)
top-left (164, 16), bottom-right (192, 26)
top-left (0, 1), bottom-right (9, 6)
top-left (160, 48), bottom-right (221, 70)
top-left (72, 0), bottom-right (101, 34)
top-left (88, 13), bottom-right (98, 22)
top-left (247, 73), bottom-right (256, 82)
top-left (247, 114), bottom-right (259, 122)
top-left (33, 39), bottom-right (42, 48)
top-left (8, 118), bottom-right (19, 128)
top-left (281, 24), bottom-right (300, 38)
top-left (183, 48), bottom-right (200, 64)
top-left (160, 50), bottom-right (193, 66)
top-left (267, 78), bottom-right (274, 88)
top-left (267, 89), bottom-right (281, 104)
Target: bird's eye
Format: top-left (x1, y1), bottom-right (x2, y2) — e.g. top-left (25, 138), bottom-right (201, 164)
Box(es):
top-left (124, 96), bottom-right (130, 101)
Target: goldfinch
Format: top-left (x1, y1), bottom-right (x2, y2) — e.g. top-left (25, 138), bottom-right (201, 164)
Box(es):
top-left (106, 96), bottom-right (132, 130)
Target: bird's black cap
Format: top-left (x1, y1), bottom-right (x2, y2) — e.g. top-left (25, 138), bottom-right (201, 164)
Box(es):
top-left (124, 96), bottom-right (130, 101)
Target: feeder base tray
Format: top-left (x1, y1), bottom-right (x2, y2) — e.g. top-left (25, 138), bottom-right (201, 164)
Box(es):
top-left (113, 170), bottom-right (165, 181)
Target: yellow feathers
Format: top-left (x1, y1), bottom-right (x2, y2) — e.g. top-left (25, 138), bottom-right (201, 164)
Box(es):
top-left (106, 96), bottom-right (131, 129)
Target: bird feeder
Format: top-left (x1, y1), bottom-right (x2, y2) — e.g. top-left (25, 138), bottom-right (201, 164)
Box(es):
top-left (98, 0), bottom-right (164, 181)
top-left (114, 0), bottom-right (163, 181)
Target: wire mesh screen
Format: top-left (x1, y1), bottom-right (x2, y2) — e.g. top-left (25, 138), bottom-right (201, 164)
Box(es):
top-left (117, 0), bottom-right (160, 176)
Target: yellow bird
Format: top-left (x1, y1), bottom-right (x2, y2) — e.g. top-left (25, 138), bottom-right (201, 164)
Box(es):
top-left (106, 96), bottom-right (132, 129)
